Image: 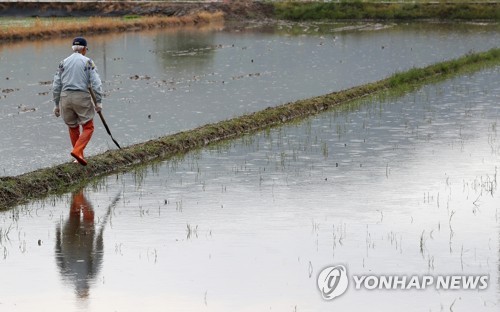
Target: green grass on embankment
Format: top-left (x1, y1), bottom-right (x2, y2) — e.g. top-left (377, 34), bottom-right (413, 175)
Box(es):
top-left (273, 1), bottom-right (500, 21)
top-left (0, 48), bottom-right (499, 210)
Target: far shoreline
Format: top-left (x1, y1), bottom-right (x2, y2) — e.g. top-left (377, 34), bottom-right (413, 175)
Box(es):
top-left (1, 1), bottom-right (498, 44)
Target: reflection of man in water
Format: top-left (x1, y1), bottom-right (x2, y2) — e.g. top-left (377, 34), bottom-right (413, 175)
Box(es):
top-left (55, 189), bottom-right (104, 299)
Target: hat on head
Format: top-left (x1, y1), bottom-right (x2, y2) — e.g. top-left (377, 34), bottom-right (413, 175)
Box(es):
top-left (72, 37), bottom-right (87, 47)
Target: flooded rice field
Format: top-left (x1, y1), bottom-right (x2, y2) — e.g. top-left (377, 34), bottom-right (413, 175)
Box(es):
top-left (0, 62), bottom-right (498, 311)
top-left (0, 21), bottom-right (499, 175)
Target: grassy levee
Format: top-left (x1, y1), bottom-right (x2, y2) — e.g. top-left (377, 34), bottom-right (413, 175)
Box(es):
top-left (1, 1), bottom-right (498, 45)
top-left (0, 48), bottom-right (499, 210)
top-left (273, 1), bottom-right (500, 21)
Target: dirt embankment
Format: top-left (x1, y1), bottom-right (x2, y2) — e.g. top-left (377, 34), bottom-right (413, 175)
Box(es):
top-left (0, 1), bottom-right (274, 19)
top-left (0, 1), bottom-right (273, 42)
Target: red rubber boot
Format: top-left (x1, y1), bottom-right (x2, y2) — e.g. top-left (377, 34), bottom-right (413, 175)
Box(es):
top-left (69, 126), bottom-right (80, 147)
top-left (70, 120), bottom-right (94, 166)
top-left (68, 126), bottom-right (81, 162)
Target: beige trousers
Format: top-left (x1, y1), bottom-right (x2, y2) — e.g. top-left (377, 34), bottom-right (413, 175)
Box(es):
top-left (60, 90), bottom-right (95, 127)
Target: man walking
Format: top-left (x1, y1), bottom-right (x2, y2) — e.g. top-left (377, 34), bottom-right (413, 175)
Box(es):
top-left (53, 37), bottom-right (103, 166)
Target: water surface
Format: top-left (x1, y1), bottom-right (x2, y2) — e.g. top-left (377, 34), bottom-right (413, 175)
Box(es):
top-left (0, 21), bottom-right (499, 175)
top-left (0, 66), bottom-right (498, 311)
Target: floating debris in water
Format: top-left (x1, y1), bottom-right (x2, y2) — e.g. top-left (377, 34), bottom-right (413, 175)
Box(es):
top-left (232, 72), bottom-right (261, 80)
top-left (17, 104), bottom-right (37, 113)
top-left (129, 75), bottom-right (151, 80)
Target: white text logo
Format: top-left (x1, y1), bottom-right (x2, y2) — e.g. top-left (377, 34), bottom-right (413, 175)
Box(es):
top-left (317, 264), bottom-right (489, 300)
top-left (317, 265), bottom-right (349, 300)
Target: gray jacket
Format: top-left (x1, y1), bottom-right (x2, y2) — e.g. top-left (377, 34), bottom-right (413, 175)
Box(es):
top-left (52, 52), bottom-right (103, 107)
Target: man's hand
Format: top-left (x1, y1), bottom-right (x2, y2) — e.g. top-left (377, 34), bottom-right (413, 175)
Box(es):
top-left (95, 103), bottom-right (102, 113)
top-left (53, 106), bottom-right (60, 118)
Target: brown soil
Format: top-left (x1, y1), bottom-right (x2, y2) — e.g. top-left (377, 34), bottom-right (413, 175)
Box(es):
top-left (0, 1), bottom-right (274, 19)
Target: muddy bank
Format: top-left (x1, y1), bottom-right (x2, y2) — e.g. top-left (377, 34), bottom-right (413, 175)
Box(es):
top-left (0, 48), bottom-right (498, 209)
top-left (1, 1), bottom-right (497, 44)
top-left (0, 1), bottom-right (274, 19)
top-left (0, 12), bottom-right (224, 42)
top-left (0, 1), bottom-right (272, 43)
top-left (274, 1), bottom-right (500, 21)
top-left (1, 1), bottom-right (498, 21)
